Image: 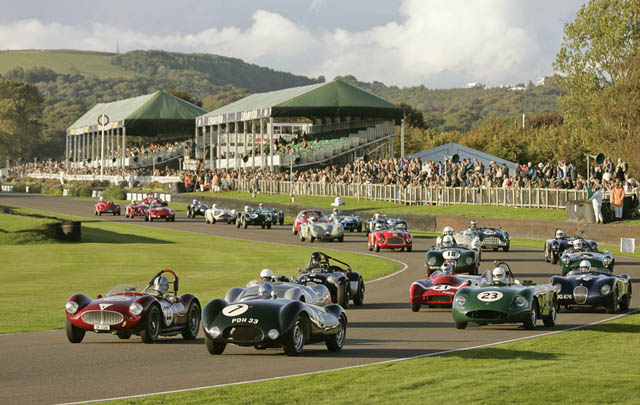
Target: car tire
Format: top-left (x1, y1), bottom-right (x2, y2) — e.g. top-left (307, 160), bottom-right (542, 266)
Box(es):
top-left (243, 220), bottom-right (248, 229)
top-left (280, 218), bottom-right (284, 226)
top-left (407, 246), bottom-right (412, 252)
top-left (284, 317), bottom-right (306, 356)
top-left (165, 217), bottom-right (170, 222)
top-left (551, 253), bottom-right (558, 265)
top-left (544, 244), bottom-right (550, 262)
top-left (140, 305), bottom-right (161, 343)
top-left (338, 282), bottom-right (349, 308)
top-left (261, 223), bottom-right (265, 229)
top-left (236, 219), bottom-right (241, 228)
top-left (353, 280), bottom-right (365, 306)
top-left (171, 215), bottom-right (175, 222)
top-left (543, 299), bottom-right (557, 327)
top-left (375, 240), bottom-right (380, 252)
top-left (292, 225), bottom-right (298, 235)
top-left (619, 291), bottom-right (630, 311)
top-left (338, 235), bottom-right (343, 242)
top-left (267, 222), bottom-right (271, 229)
top-left (606, 287), bottom-right (618, 314)
top-left (182, 302), bottom-right (201, 340)
top-left (205, 335), bottom-right (226, 355)
top-left (493, 247), bottom-right (498, 252)
top-left (299, 233), bottom-right (306, 242)
top-left (524, 300), bottom-right (538, 330)
top-left (65, 318), bottom-right (85, 343)
top-left (211, 217), bottom-right (216, 224)
top-left (144, 214), bottom-right (149, 222)
top-left (310, 235), bottom-right (315, 243)
top-left (357, 226), bottom-right (362, 233)
top-left (116, 331), bottom-right (132, 339)
top-left (411, 302), bottom-right (421, 312)
top-left (325, 315), bottom-right (346, 352)
top-left (455, 321), bottom-right (467, 329)
top-left (503, 244), bottom-right (510, 252)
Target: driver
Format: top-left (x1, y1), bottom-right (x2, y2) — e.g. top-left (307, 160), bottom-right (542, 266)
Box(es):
top-left (374, 221), bottom-right (386, 232)
top-left (374, 212), bottom-right (381, 220)
top-left (258, 283), bottom-right (274, 298)
top-left (330, 208), bottom-right (339, 221)
top-left (308, 252), bottom-right (323, 270)
top-left (244, 205), bottom-right (250, 213)
top-left (491, 267), bottom-right (509, 286)
top-left (470, 220), bottom-right (478, 230)
top-left (192, 199), bottom-right (198, 206)
top-left (441, 235), bottom-right (455, 248)
top-left (555, 229), bottom-right (566, 239)
top-left (579, 259), bottom-right (592, 273)
top-left (440, 262), bottom-right (455, 275)
top-left (259, 203), bottom-right (264, 210)
top-left (153, 276), bottom-right (169, 298)
top-left (572, 239), bottom-right (584, 251)
top-left (99, 196), bottom-right (104, 202)
top-left (260, 268), bottom-right (274, 282)
top-left (442, 226), bottom-right (454, 236)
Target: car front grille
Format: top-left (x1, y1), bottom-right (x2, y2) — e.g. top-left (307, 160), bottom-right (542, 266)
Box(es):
top-left (428, 296), bottom-right (452, 303)
top-left (573, 286), bottom-right (588, 304)
top-left (482, 237), bottom-right (502, 248)
top-left (386, 237), bottom-right (404, 245)
top-left (466, 310), bottom-right (507, 319)
top-left (81, 310), bottom-right (124, 326)
top-left (225, 326), bottom-right (264, 343)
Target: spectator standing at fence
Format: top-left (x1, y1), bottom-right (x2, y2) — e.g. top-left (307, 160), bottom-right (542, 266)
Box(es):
top-left (611, 181), bottom-right (625, 220)
top-left (588, 185), bottom-right (604, 224)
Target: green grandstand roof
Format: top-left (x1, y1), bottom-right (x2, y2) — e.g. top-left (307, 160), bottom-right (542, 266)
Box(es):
top-left (197, 80), bottom-right (403, 126)
top-left (67, 90), bottom-right (206, 137)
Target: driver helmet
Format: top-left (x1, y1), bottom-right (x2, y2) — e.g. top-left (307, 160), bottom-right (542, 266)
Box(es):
top-left (573, 239), bottom-right (584, 250)
top-left (131, 200), bottom-right (137, 204)
top-left (492, 267), bottom-right (508, 285)
top-left (374, 222), bottom-right (385, 231)
top-left (555, 229), bottom-right (565, 239)
top-left (374, 212), bottom-right (381, 220)
top-left (443, 226), bottom-right (454, 236)
top-left (260, 268), bottom-right (274, 281)
top-left (259, 203), bottom-right (264, 209)
top-left (442, 235), bottom-right (454, 248)
top-left (332, 208), bottom-right (338, 215)
top-left (192, 199), bottom-right (198, 205)
top-left (470, 219), bottom-right (478, 229)
top-left (440, 262), bottom-right (454, 275)
top-left (212, 203), bottom-right (217, 209)
top-left (154, 276), bottom-right (169, 296)
top-left (311, 252), bottom-right (322, 265)
top-left (244, 205), bottom-right (250, 213)
top-left (579, 260), bottom-right (591, 273)
top-left (99, 196), bottom-right (104, 202)
top-left (258, 283), bottom-right (274, 298)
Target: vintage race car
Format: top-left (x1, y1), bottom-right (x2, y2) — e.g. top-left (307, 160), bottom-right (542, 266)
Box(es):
top-left (145, 204), bottom-right (176, 222)
top-left (260, 207), bottom-right (284, 225)
top-left (410, 269), bottom-right (480, 311)
top-left (550, 266), bottom-right (632, 313)
top-left (297, 252), bottom-right (365, 308)
top-left (338, 213), bottom-right (362, 232)
top-left (202, 292), bottom-right (347, 356)
top-left (225, 278), bottom-right (331, 307)
top-left (94, 200), bottom-right (121, 216)
top-left (125, 202), bottom-right (148, 218)
top-left (452, 262), bottom-right (558, 330)
top-left (142, 196), bottom-right (168, 207)
top-left (204, 204), bottom-right (237, 224)
top-left (559, 249), bottom-right (614, 275)
top-left (299, 217), bottom-right (344, 242)
top-left (187, 200), bottom-right (209, 218)
top-left (426, 244), bottom-right (480, 275)
top-left (365, 214), bottom-right (408, 236)
top-left (468, 225), bottom-right (510, 251)
top-left (544, 231), bottom-right (598, 264)
top-left (236, 207), bottom-right (273, 229)
top-left (65, 270), bottom-right (201, 343)
top-left (368, 222), bottom-right (412, 252)
top-left (292, 210), bottom-right (325, 235)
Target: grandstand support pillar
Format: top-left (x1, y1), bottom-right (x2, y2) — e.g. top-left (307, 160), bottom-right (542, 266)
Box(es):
top-left (217, 124), bottom-right (222, 170)
top-left (400, 119), bottom-right (404, 159)
top-left (225, 123), bottom-right (230, 170)
top-left (193, 126), bottom-right (198, 160)
top-left (260, 118), bottom-right (264, 168)
top-left (73, 135), bottom-right (78, 165)
top-left (243, 121), bottom-right (247, 170)
top-left (209, 124), bottom-right (214, 170)
top-left (110, 128), bottom-right (114, 161)
top-left (92, 133), bottom-right (97, 163)
top-left (269, 117), bottom-right (274, 172)
top-left (234, 123), bottom-right (238, 169)
top-left (65, 134), bottom-right (68, 164)
top-left (79, 134), bottom-right (83, 162)
top-left (121, 127), bottom-right (126, 168)
top-left (251, 120), bottom-right (256, 169)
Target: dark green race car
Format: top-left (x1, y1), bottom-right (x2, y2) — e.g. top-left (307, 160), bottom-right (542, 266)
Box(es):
top-left (559, 249), bottom-right (615, 276)
top-left (452, 262), bottom-right (558, 330)
top-left (469, 220), bottom-right (510, 251)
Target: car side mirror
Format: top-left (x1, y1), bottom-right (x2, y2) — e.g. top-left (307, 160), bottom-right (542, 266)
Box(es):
top-left (96, 294), bottom-right (103, 299)
top-left (298, 268), bottom-right (302, 273)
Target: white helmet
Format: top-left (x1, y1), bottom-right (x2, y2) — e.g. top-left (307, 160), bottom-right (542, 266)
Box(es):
top-left (440, 262), bottom-right (454, 275)
top-left (442, 235), bottom-right (454, 248)
top-left (579, 260), bottom-right (591, 273)
top-left (212, 203), bottom-right (217, 209)
top-left (555, 229), bottom-right (565, 239)
top-left (192, 199), bottom-right (198, 205)
top-left (153, 276), bottom-right (169, 296)
top-left (443, 226), bottom-right (454, 236)
top-left (492, 267), bottom-right (508, 285)
top-left (259, 203), bottom-right (264, 209)
top-left (99, 196), bottom-right (104, 202)
top-left (244, 205), bottom-right (250, 213)
top-left (374, 222), bottom-right (385, 231)
top-left (260, 268), bottom-right (274, 281)
top-left (573, 239), bottom-right (584, 250)
top-left (374, 212), bottom-right (381, 220)
top-left (470, 220), bottom-right (478, 229)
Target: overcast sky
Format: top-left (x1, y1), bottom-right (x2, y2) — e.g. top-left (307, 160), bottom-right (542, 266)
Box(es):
top-left (0, 0), bottom-right (586, 88)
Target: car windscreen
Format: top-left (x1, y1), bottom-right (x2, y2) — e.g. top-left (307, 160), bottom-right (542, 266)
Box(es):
top-left (107, 284), bottom-right (141, 296)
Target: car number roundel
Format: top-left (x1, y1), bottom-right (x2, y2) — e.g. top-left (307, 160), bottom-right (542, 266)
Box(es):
top-left (443, 251), bottom-right (460, 260)
top-left (222, 304), bottom-right (249, 317)
top-left (431, 284), bottom-right (451, 291)
top-left (477, 291), bottom-right (503, 302)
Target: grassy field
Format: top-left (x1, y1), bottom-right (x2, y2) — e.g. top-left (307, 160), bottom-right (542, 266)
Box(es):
top-left (108, 313), bottom-right (640, 404)
top-left (0, 208), bottom-right (400, 334)
top-left (0, 49), bottom-right (138, 78)
top-left (0, 212), bottom-right (59, 245)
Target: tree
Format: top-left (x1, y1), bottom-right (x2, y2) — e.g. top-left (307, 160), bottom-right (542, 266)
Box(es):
top-left (398, 102), bottom-right (426, 129)
top-left (166, 89), bottom-right (203, 107)
top-left (0, 80), bottom-right (44, 164)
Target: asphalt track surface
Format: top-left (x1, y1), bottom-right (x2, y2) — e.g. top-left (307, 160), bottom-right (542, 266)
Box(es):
top-left (1, 193), bottom-right (638, 404)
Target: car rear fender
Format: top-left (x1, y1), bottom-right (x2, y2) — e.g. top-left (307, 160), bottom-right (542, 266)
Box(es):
top-left (324, 303), bottom-right (346, 320)
top-left (179, 294), bottom-right (200, 311)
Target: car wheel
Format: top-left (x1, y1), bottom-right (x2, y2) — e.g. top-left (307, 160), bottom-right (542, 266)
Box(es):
top-left (243, 220), bottom-right (248, 229)
top-left (299, 232), bottom-right (306, 242)
top-left (267, 222), bottom-right (271, 229)
top-left (325, 315), bottom-right (346, 352)
top-left (310, 235), bottom-right (315, 243)
top-left (140, 305), bottom-right (161, 343)
top-left (211, 217), bottom-right (216, 224)
top-left (338, 235), bottom-right (343, 242)
top-left (411, 302), bottom-right (421, 312)
top-left (144, 214), bottom-right (149, 222)
top-left (619, 291), bottom-right (630, 311)
top-left (65, 318), bottom-right (85, 343)
top-left (171, 215), bottom-right (175, 222)
top-left (357, 226), bottom-right (362, 233)
top-left (606, 287), bottom-right (619, 314)
top-left (503, 244), bottom-right (510, 252)
top-left (236, 219), bottom-right (241, 228)
top-left (116, 331), bottom-right (132, 339)
top-left (407, 246), bottom-right (412, 252)
top-left (284, 317), bottom-right (306, 356)
top-left (94, 210), bottom-right (98, 216)
top-left (350, 228), bottom-right (354, 233)
top-left (375, 240), bottom-right (380, 252)
top-left (205, 335), bottom-right (226, 355)
top-left (543, 299), bottom-right (557, 327)
top-left (353, 280), bottom-right (365, 306)
top-left (182, 302), bottom-right (201, 340)
top-left (113, 212), bottom-right (117, 216)
top-left (493, 247), bottom-right (498, 252)
top-left (292, 225), bottom-right (298, 235)
top-left (455, 321), bottom-right (467, 329)
top-left (524, 300), bottom-right (538, 330)
top-left (261, 223), bottom-right (265, 229)
top-left (551, 252), bottom-right (558, 265)
top-left (166, 217), bottom-right (170, 222)
top-left (280, 218), bottom-right (284, 226)
top-left (338, 282), bottom-right (349, 308)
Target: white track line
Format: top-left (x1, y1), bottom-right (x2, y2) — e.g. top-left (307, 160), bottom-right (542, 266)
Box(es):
top-left (59, 309), bottom-right (639, 405)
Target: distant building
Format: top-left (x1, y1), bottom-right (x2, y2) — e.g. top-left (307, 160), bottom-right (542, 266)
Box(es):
top-left (466, 82), bottom-right (486, 89)
top-left (409, 142), bottom-right (516, 173)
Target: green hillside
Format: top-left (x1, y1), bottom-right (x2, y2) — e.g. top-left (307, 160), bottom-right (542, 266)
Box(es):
top-left (0, 49), bottom-right (139, 78)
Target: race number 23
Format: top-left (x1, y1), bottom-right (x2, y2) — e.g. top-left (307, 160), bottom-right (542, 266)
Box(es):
top-left (477, 291), bottom-right (503, 302)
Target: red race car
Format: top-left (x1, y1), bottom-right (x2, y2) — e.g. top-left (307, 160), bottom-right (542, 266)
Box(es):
top-left (65, 270), bottom-right (201, 343)
top-left (94, 200), bottom-right (121, 216)
top-left (368, 222), bottom-right (412, 252)
top-left (409, 263), bottom-right (480, 311)
top-left (142, 196), bottom-right (168, 207)
top-left (145, 204), bottom-right (175, 222)
top-left (125, 201), bottom-right (148, 218)
top-left (292, 209), bottom-right (325, 235)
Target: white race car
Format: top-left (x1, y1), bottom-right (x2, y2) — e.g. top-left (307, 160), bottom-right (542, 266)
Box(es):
top-left (204, 204), bottom-right (237, 224)
top-left (299, 217), bottom-right (344, 242)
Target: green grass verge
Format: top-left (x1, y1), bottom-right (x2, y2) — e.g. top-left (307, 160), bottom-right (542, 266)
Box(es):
top-left (107, 313), bottom-right (640, 404)
top-left (0, 208), bottom-right (400, 334)
top-left (0, 212), bottom-right (59, 245)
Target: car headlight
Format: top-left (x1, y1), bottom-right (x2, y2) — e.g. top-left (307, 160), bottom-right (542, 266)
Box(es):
top-left (65, 301), bottom-right (79, 314)
top-left (327, 276), bottom-right (336, 284)
top-left (601, 284), bottom-right (611, 295)
top-left (267, 329), bottom-right (279, 340)
top-left (562, 256), bottom-right (570, 265)
top-left (454, 296), bottom-right (466, 306)
top-left (314, 226), bottom-right (321, 233)
top-left (466, 257), bottom-right (473, 265)
top-left (129, 302), bottom-right (143, 316)
top-left (428, 256), bottom-right (437, 266)
top-left (553, 283), bottom-right (562, 292)
top-left (514, 296), bottom-right (527, 308)
top-left (207, 326), bottom-right (221, 338)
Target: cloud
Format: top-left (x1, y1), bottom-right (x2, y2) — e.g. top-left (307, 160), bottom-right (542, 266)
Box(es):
top-left (0, 1), bottom-right (571, 88)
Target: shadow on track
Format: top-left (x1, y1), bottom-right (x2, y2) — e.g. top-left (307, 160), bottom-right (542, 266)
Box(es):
top-left (82, 227), bottom-right (174, 244)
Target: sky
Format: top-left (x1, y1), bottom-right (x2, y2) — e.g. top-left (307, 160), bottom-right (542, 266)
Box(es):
top-left (0, 0), bottom-right (587, 88)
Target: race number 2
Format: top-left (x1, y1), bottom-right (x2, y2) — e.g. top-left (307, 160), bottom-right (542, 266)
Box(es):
top-left (477, 291), bottom-right (503, 302)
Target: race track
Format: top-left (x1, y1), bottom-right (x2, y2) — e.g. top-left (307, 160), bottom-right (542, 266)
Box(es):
top-left (1, 194), bottom-right (637, 404)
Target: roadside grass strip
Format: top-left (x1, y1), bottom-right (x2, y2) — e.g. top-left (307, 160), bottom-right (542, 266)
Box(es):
top-left (0, 208), bottom-right (399, 334)
top-left (0, 212), bottom-right (59, 244)
top-left (92, 312), bottom-right (640, 405)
